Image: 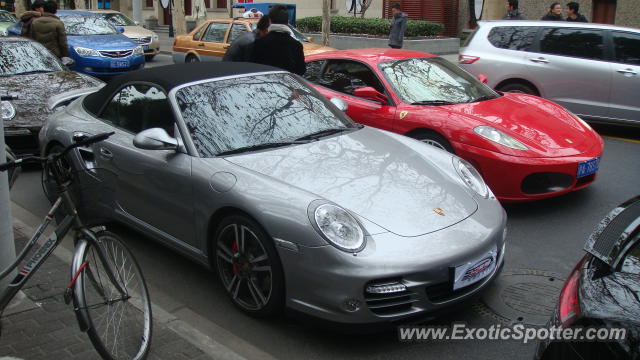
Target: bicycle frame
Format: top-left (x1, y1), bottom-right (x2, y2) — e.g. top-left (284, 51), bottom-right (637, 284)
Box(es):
top-left (0, 186), bottom-right (128, 321)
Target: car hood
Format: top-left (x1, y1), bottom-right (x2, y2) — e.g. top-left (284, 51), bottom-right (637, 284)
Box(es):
top-left (436, 93), bottom-right (598, 157)
top-left (225, 127), bottom-right (478, 237)
top-left (1, 71), bottom-right (102, 130)
top-left (122, 25), bottom-right (156, 38)
top-left (67, 33), bottom-right (137, 50)
top-left (302, 42), bottom-right (335, 56)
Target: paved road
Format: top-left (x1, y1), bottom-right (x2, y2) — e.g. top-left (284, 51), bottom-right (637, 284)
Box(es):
top-left (9, 120), bottom-right (640, 359)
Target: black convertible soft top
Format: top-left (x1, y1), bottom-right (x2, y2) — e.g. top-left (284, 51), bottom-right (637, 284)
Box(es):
top-left (83, 62), bottom-right (281, 115)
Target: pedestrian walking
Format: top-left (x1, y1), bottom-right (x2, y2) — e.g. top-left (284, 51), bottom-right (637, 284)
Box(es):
top-left (541, 2), bottom-right (564, 20)
top-left (19, 0), bottom-right (45, 39)
top-left (223, 15), bottom-right (270, 62)
top-left (252, 4), bottom-right (305, 75)
top-left (31, 1), bottom-right (70, 58)
top-left (388, 3), bottom-right (407, 49)
top-left (566, 2), bottom-right (588, 22)
top-left (502, 0), bottom-right (526, 20)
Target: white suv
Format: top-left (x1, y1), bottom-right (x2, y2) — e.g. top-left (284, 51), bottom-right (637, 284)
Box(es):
top-left (459, 20), bottom-right (640, 126)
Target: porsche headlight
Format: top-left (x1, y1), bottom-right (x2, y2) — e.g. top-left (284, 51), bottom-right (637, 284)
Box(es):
top-left (453, 157), bottom-right (489, 198)
top-left (474, 125), bottom-right (528, 150)
top-left (313, 203), bottom-right (365, 252)
top-left (74, 46), bottom-right (101, 57)
top-left (1, 101), bottom-right (16, 121)
top-left (152, 34), bottom-right (159, 41)
top-left (133, 45), bottom-right (144, 55)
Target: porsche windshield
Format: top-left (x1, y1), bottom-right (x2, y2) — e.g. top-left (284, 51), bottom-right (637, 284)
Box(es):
top-left (379, 57), bottom-right (498, 105)
top-left (176, 73), bottom-right (357, 157)
top-left (0, 42), bottom-right (64, 76)
top-left (62, 15), bottom-right (117, 35)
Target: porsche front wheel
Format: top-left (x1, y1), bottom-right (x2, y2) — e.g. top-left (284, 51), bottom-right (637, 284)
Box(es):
top-left (214, 215), bottom-right (284, 317)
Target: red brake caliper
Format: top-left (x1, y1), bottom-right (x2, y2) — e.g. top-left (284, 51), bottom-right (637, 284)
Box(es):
top-left (231, 240), bottom-right (239, 275)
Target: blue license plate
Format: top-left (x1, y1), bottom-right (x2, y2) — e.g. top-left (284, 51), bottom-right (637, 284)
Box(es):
top-left (111, 60), bottom-right (129, 68)
top-left (577, 157), bottom-right (600, 178)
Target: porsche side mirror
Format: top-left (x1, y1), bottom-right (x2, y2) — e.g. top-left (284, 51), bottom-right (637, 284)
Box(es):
top-left (330, 97), bottom-right (348, 112)
top-left (352, 86), bottom-right (388, 105)
top-left (133, 128), bottom-right (179, 151)
top-left (116, 26), bottom-right (125, 33)
top-left (477, 74), bottom-right (488, 84)
top-left (134, 21), bottom-right (140, 26)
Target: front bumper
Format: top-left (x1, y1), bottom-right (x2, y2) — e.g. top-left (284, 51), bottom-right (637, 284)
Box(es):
top-left (453, 141), bottom-right (604, 202)
top-left (277, 203), bottom-right (507, 324)
top-left (70, 54), bottom-right (146, 76)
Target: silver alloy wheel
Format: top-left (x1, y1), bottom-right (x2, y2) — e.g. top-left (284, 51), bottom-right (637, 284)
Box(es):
top-left (216, 224), bottom-right (273, 311)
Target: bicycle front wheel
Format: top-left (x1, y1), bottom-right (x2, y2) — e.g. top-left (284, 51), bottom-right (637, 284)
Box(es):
top-left (74, 230), bottom-right (152, 360)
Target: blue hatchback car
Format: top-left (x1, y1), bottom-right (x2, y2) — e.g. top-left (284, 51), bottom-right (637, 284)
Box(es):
top-left (10, 10), bottom-right (144, 76)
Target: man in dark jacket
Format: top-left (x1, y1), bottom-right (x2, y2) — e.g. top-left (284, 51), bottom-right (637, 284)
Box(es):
top-left (566, 2), bottom-right (588, 22)
top-left (31, 1), bottom-right (70, 58)
top-left (388, 3), bottom-right (407, 49)
top-left (502, 0), bottom-right (526, 19)
top-left (252, 5), bottom-right (305, 75)
top-left (19, 0), bottom-right (45, 39)
top-left (223, 15), bottom-right (270, 62)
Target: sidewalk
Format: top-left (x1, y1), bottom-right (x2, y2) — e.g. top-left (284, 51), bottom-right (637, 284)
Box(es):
top-left (0, 217), bottom-right (241, 360)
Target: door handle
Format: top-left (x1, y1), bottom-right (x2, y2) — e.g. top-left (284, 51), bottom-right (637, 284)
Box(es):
top-left (223, 45), bottom-right (230, 49)
top-left (617, 68), bottom-right (637, 76)
top-left (99, 147), bottom-right (113, 159)
top-left (197, 43), bottom-right (205, 47)
top-left (529, 57), bottom-right (549, 64)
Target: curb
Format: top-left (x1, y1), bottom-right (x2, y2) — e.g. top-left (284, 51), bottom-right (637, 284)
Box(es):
top-left (9, 201), bottom-right (248, 360)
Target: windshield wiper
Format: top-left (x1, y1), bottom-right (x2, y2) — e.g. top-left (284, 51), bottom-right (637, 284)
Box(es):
top-left (14, 70), bottom-right (54, 75)
top-left (294, 127), bottom-right (356, 142)
top-left (410, 100), bottom-right (456, 106)
top-left (216, 141), bottom-right (306, 156)
top-left (469, 95), bottom-right (496, 103)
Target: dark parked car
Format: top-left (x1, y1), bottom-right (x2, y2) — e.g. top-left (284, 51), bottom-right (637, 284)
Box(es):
top-left (1, 37), bottom-right (103, 154)
top-left (535, 196), bottom-right (640, 359)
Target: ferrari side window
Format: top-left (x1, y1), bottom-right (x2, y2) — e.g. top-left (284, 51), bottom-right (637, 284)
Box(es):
top-left (320, 60), bottom-right (385, 96)
top-left (303, 60), bottom-right (324, 82)
top-left (202, 22), bottom-right (229, 43)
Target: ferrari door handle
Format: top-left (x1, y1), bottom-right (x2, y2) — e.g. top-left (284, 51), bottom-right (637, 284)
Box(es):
top-left (529, 57), bottom-right (549, 64)
top-left (223, 45), bottom-right (230, 49)
top-left (197, 43), bottom-right (205, 47)
top-left (617, 68), bottom-right (637, 76)
top-left (99, 147), bottom-right (113, 159)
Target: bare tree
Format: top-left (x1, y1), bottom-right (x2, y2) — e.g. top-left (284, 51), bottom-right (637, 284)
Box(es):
top-left (173, 0), bottom-right (187, 35)
top-left (14, 0), bottom-right (26, 16)
top-left (360, 0), bottom-right (374, 18)
top-left (228, 0), bottom-right (233, 18)
top-left (321, 0), bottom-right (330, 46)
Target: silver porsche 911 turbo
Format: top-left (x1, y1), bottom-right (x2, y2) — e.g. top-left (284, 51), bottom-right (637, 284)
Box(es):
top-left (39, 62), bottom-right (507, 324)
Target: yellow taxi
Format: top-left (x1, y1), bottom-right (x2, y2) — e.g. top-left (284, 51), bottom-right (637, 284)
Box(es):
top-left (172, 18), bottom-right (334, 63)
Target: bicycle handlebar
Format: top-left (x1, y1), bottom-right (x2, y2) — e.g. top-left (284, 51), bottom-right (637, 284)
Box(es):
top-left (0, 132), bottom-right (114, 172)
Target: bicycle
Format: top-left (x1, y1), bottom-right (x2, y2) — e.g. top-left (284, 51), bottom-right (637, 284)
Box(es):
top-left (0, 132), bottom-right (152, 360)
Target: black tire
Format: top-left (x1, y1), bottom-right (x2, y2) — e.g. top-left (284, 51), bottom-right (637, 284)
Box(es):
top-left (410, 131), bottom-right (455, 153)
top-left (214, 215), bottom-right (284, 317)
top-left (73, 230), bottom-right (152, 360)
top-left (144, 54), bottom-right (155, 62)
top-left (186, 54), bottom-right (199, 63)
top-left (497, 82), bottom-right (537, 95)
